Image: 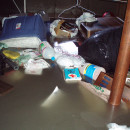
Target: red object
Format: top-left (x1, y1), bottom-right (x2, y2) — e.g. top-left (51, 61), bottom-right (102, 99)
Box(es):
top-left (102, 12), bottom-right (115, 17)
top-left (69, 74), bottom-right (77, 78)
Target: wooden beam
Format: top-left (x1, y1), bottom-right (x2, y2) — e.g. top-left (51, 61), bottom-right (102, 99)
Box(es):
top-left (108, 0), bottom-right (130, 105)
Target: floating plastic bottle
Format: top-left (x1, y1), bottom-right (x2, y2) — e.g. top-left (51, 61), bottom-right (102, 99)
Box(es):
top-left (79, 63), bottom-right (106, 84)
top-left (39, 41), bottom-right (55, 61)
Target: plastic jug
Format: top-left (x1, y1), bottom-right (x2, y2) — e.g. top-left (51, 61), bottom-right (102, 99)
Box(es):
top-left (39, 41), bottom-right (55, 61)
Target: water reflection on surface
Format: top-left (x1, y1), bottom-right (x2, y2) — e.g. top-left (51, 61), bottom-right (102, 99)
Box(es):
top-left (41, 86), bottom-right (64, 108)
top-left (0, 66), bottom-right (130, 130)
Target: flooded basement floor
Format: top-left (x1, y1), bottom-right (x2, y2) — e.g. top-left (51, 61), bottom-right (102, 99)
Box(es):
top-left (0, 64), bottom-right (130, 130)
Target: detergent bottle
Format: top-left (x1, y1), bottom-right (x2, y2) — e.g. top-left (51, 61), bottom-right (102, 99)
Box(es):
top-left (79, 63), bottom-right (106, 84)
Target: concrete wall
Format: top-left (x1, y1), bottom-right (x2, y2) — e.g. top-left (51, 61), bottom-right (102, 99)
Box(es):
top-left (0, 0), bottom-right (127, 19)
top-left (26, 0), bottom-right (127, 19)
top-left (88, 0), bottom-right (127, 19)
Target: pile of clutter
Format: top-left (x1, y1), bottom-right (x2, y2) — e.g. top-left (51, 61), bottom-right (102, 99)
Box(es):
top-left (0, 40), bottom-right (113, 103)
top-left (0, 12), bottom-right (101, 79)
top-left (0, 11), bottom-right (129, 103)
top-left (0, 39), bottom-right (104, 79)
top-left (0, 39), bottom-right (107, 84)
top-left (0, 40), bottom-right (85, 75)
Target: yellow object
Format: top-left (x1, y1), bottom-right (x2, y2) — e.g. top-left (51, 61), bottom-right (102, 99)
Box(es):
top-left (3, 50), bottom-right (20, 60)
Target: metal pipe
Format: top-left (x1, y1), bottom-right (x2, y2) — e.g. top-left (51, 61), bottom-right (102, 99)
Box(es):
top-left (24, 0), bottom-right (26, 13)
top-left (108, 0), bottom-right (130, 105)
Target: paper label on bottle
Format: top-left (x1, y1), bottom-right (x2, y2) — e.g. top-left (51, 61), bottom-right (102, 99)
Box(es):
top-left (39, 43), bottom-right (46, 54)
top-left (39, 43), bottom-right (45, 49)
top-left (83, 64), bottom-right (96, 83)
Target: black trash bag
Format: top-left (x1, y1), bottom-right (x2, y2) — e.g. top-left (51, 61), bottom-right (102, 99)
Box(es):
top-left (78, 26), bottom-right (123, 73)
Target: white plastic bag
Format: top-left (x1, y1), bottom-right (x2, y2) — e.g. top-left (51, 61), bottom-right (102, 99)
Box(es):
top-left (50, 20), bottom-right (78, 38)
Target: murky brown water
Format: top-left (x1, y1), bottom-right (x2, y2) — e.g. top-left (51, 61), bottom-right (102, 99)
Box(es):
top-left (0, 65), bottom-right (130, 130)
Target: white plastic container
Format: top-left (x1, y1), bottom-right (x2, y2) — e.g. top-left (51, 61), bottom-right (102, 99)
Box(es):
top-left (39, 41), bottom-right (55, 61)
top-left (79, 63), bottom-right (106, 84)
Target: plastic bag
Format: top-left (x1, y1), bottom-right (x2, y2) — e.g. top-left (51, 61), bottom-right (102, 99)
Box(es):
top-left (50, 20), bottom-right (78, 38)
top-left (78, 26), bottom-right (123, 73)
top-left (76, 12), bottom-right (97, 29)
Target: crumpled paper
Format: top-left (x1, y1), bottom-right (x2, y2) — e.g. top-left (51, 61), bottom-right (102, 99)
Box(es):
top-left (19, 49), bottom-right (41, 59)
top-left (76, 12), bottom-right (97, 29)
top-left (24, 59), bottom-right (50, 75)
top-left (55, 54), bottom-right (85, 68)
top-left (107, 123), bottom-right (130, 130)
top-left (54, 41), bottom-right (78, 56)
top-left (15, 49), bottom-right (42, 66)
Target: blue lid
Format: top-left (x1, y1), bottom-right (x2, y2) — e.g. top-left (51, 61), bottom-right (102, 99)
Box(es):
top-left (51, 57), bottom-right (55, 61)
